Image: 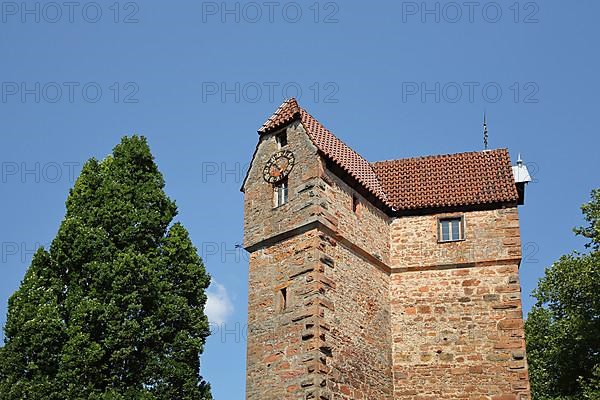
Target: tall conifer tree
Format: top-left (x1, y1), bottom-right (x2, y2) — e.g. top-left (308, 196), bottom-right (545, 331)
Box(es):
top-left (0, 136), bottom-right (212, 399)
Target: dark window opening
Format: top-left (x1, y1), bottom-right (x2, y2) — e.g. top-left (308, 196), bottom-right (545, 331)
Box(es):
top-left (280, 287), bottom-right (287, 310)
top-left (352, 194), bottom-right (359, 213)
top-left (276, 132), bottom-right (288, 148)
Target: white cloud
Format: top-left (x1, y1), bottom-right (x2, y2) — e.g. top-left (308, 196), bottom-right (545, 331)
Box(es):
top-left (205, 281), bottom-right (234, 325)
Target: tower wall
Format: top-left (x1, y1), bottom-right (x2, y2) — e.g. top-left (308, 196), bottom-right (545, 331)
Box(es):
top-left (243, 120), bottom-right (324, 251)
top-left (243, 109), bottom-right (531, 400)
top-left (390, 209), bottom-right (531, 400)
top-left (317, 170), bottom-right (393, 399)
top-left (246, 228), bottom-right (328, 399)
top-left (243, 122), bottom-right (394, 398)
top-left (243, 121), bottom-right (330, 399)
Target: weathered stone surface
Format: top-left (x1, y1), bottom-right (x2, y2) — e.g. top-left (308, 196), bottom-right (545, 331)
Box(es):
top-left (243, 122), bottom-right (530, 399)
top-left (390, 209), bottom-right (522, 270)
top-left (391, 262), bottom-right (529, 399)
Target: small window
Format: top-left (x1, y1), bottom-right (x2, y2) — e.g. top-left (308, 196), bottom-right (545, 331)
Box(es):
top-left (439, 217), bottom-right (464, 242)
top-left (280, 287), bottom-right (287, 310)
top-left (276, 132), bottom-right (288, 149)
top-left (273, 179), bottom-right (288, 207)
top-left (352, 194), bottom-right (359, 213)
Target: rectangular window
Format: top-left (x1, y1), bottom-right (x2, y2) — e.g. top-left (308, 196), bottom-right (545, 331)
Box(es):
top-left (352, 194), bottom-right (359, 213)
top-left (274, 179), bottom-right (288, 207)
top-left (439, 217), bottom-right (464, 242)
top-left (276, 132), bottom-right (288, 149)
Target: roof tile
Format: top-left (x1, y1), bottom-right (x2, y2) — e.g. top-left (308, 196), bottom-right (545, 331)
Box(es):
top-left (372, 150), bottom-right (518, 210)
top-left (258, 99), bottom-right (518, 212)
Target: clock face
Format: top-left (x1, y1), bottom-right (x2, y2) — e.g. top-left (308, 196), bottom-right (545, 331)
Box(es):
top-left (263, 150), bottom-right (295, 183)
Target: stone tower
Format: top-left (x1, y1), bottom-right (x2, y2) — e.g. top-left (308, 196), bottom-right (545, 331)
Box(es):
top-left (241, 99), bottom-right (531, 400)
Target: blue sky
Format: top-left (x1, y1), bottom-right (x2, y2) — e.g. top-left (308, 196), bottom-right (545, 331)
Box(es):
top-left (1, 1), bottom-right (599, 398)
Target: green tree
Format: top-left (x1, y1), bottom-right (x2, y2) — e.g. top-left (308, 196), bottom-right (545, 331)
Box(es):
top-left (526, 189), bottom-right (600, 400)
top-left (0, 136), bottom-right (212, 399)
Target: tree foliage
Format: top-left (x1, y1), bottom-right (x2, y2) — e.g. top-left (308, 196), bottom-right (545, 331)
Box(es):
top-left (526, 189), bottom-right (600, 400)
top-left (0, 136), bottom-right (212, 399)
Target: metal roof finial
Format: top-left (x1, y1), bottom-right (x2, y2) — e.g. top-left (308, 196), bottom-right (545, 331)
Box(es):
top-left (483, 112), bottom-right (489, 150)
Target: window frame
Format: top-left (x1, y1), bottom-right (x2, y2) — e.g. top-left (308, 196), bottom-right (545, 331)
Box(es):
top-left (438, 215), bottom-right (465, 243)
top-left (273, 178), bottom-right (289, 208)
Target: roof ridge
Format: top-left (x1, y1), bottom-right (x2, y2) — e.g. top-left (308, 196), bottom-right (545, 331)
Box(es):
top-left (296, 107), bottom-right (392, 207)
top-left (298, 109), bottom-right (373, 169)
top-left (372, 148), bottom-right (509, 165)
top-left (254, 100), bottom-right (517, 212)
top-left (257, 98), bottom-right (301, 134)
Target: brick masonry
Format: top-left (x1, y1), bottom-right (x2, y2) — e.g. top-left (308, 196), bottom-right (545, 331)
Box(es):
top-left (242, 122), bottom-right (530, 399)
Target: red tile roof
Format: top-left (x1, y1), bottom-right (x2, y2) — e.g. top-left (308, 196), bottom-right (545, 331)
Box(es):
top-left (258, 98), bottom-right (302, 134)
top-left (372, 150), bottom-right (518, 211)
top-left (258, 99), bottom-right (518, 212)
top-left (258, 98), bottom-right (391, 206)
